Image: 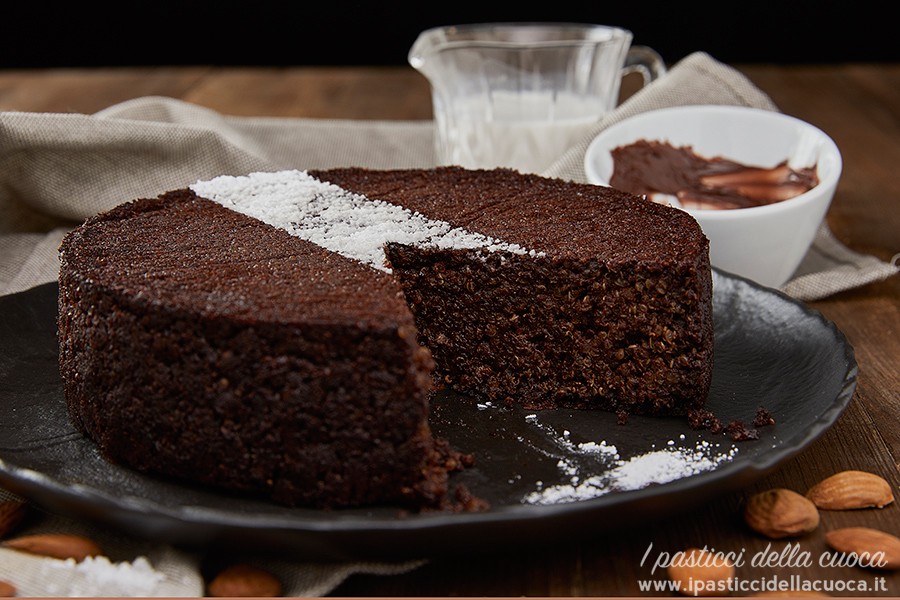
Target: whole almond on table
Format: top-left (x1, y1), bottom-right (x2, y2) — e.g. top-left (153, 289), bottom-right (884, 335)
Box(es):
top-left (744, 488), bottom-right (820, 539)
top-left (207, 563), bottom-right (282, 597)
top-left (806, 470), bottom-right (894, 510)
top-left (825, 527), bottom-right (900, 570)
top-left (0, 500), bottom-right (28, 538)
top-left (2, 533), bottom-right (103, 561)
top-left (667, 547), bottom-right (735, 597)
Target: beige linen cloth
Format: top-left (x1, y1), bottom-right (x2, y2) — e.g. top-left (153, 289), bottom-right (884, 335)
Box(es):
top-left (0, 52), bottom-right (897, 596)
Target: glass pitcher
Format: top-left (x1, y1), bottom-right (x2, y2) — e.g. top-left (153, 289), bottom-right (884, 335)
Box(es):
top-left (409, 23), bottom-right (666, 174)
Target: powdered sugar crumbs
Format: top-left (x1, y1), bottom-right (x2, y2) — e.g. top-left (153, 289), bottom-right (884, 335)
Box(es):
top-left (519, 413), bottom-right (739, 505)
top-left (41, 555), bottom-right (166, 597)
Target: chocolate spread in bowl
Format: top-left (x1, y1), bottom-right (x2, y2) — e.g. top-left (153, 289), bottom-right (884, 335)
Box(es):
top-left (609, 140), bottom-right (819, 210)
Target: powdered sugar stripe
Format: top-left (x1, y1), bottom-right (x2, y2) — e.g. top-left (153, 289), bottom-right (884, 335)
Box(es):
top-left (191, 170), bottom-right (537, 272)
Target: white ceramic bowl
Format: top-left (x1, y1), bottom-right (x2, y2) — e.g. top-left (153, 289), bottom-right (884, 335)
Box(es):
top-left (584, 105), bottom-right (842, 288)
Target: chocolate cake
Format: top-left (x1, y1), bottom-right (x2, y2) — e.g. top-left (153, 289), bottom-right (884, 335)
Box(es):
top-left (58, 167), bottom-right (714, 509)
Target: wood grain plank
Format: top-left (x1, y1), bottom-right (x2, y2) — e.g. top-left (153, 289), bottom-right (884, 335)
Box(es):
top-left (0, 67), bottom-right (212, 114)
top-left (181, 66), bottom-right (433, 119)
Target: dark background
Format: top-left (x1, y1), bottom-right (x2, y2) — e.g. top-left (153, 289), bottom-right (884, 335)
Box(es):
top-left (2, 1), bottom-right (894, 69)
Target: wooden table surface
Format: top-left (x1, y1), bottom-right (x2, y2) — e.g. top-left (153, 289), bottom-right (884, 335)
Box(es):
top-left (1, 63), bottom-right (898, 597)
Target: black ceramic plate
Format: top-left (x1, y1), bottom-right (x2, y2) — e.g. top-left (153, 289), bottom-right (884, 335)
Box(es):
top-left (0, 273), bottom-right (856, 560)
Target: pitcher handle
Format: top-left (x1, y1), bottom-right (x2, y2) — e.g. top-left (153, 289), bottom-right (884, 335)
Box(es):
top-left (623, 45), bottom-right (667, 85)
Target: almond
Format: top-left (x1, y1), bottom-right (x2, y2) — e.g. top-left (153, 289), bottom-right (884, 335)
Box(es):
top-left (207, 563), bottom-right (282, 597)
top-left (807, 470), bottom-right (894, 510)
top-left (667, 547), bottom-right (735, 597)
top-left (2, 533), bottom-right (103, 562)
top-left (0, 500), bottom-right (28, 538)
top-left (825, 527), bottom-right (900, 570)
top-left (0, 580), bottom-right (15, 598)
top-left (744, 488), bottom-right (820, 539)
